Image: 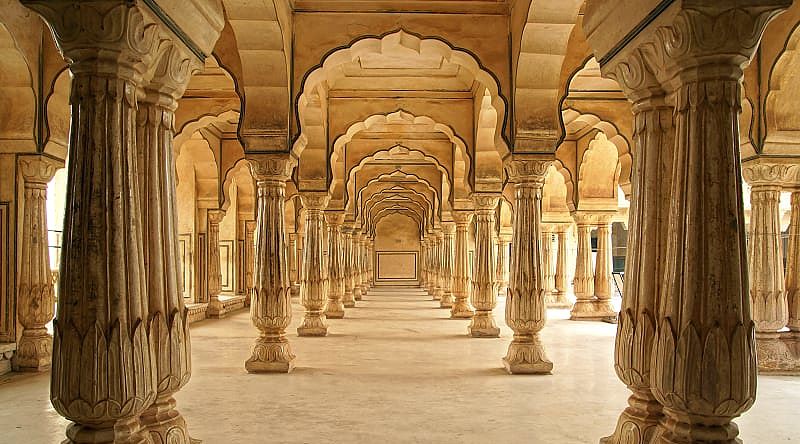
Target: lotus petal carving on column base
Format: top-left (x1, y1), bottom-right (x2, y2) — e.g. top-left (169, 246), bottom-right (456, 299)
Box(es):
top-left (502, 337), bottom-right (553, 374)
top-left (468, 315), bottom-right (500, 338)
top-left (245, 339), bottom-right (295, 373)
top-left (570, 300), bottom-right (617, 321)
top-left (297, 315), bottom-right (328, 337)
top-left (450, 303), bottom-right (474, 319)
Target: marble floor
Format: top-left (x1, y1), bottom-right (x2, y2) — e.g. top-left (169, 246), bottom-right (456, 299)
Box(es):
top-left (1, 287), bottom-right (798, 443)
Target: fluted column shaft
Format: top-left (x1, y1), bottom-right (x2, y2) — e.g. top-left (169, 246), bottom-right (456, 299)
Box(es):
top-left (497, 234), bottom-right (511, 297)
top-left (298, 193), bottom-right (330, 336)
top-left (352, 232), bottom-right (364, 301)
top-left (15, 157), bottom-right (59, 372)
top-left (244, 221), bottom-right (256, 308)
top-left (540, 227), bottom-right (555, 306)
top-left (288, 233), bottom-right (299, 297)
top-left (359, 234), bottom-right (369, 295)
top-left (551, 226), bottom-right (572, 307)
top-left (324, 212), bottom-right (346, 319)
top-left (206, 209), bottom-right (226, 318)
top-left (602, 95), bottom-right (674, 444)
top-left (136, 57), bottom-right (200, 442)
top-left (570, 216), bottom-right (595, 320)
top-left (789, 192), bottom-right (800, 331)
top-left (440, 223), bottom-right (456, 308)
top-left (246, 155), bottom-right (295, 373)
top-left (341, 228), bottom-right (355, 307)
top-left (469, 194), bottom-right (501, 338)
top-left (451, 212), bottom-right (474, 318)
top-left (419, 240), bottom-right (427, 288)
top-left (593, 217), bottom-right (616, 316)
top-left (503, 158), bottom-right (553, 373)
top-left (432, 230), bottom-right (444, 301)
top-left (345, 226), bottom-right (361, 304)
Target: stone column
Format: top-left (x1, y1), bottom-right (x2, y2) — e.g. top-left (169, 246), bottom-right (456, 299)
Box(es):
top-left (24, 2), bottom-right (162, 441)
top-left (611, 6), bottom-right (786, 442)
top-left (451, 212), bottom-right (474, 318)
top-left (469, 194), bottom-right (501, 337)
top-left (352, 232), bottom-right (364, 301)
top-left (503, 158), bottom-right (553, 373)
top-left (426, 237), bottom-right (436, 295)
top-left (551, 225), bottom-right (572, 308)
top-left (359, 233), bottom-right (369, 295)
top-left (298, 192), bottom-right (330, 337)
top-left (368, 239), bottom-right (375, 286)
top-left (570, 214), bottom-right (596, 320)
top-left (419, 239), bottom-right (427, 288)
top-left (288, 233), bottom-right (299, 298)
top-left (432, 230), bottom-right (444, 301)
top-left (592, 216), bottom-right (617, 318)
top-left (246, 155), bottom-right (295, 373)
top-left (743, 163), bottom-right (799, 372)
top-left (324, 212), bottom-right (346, 319)
top-left (497, 233), bottom-right (511, 297)
top-left (136, 45), bottom-right (201, 443)
top-left (296, 232), bottom-right (305, 289)
top-left (440, 223), bottom-right (456, 308)
top-left (540, 226), bottom-right (556, 307)
top-left (789, 192), bottom-right (800, 332)
top-left (244, 220), bottom-right (256, 308)
top-left (600, 69), bottom-right (674, 443)
top-left (342, 224), bottom-right (356, 308)
top-left (14, 156), bottom-right (59, 372)
top-left (206, 209), bottom-right (226, 318)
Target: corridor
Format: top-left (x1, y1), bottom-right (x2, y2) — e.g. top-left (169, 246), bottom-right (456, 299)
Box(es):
top-left (1, 287), bottom-right (797, 443)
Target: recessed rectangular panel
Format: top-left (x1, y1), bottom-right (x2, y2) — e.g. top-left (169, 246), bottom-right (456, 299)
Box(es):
top-left (377, 252), bottom-right (417, 280)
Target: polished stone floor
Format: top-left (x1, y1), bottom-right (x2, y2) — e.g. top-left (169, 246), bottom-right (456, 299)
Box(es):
top-left (1, 287), bottom-right (798, 443)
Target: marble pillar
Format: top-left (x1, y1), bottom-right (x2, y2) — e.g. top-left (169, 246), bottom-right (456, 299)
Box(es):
top-left (743, 162), bottom-right (800, 373)
top-left (497, 234), bottom-right (511, 297)
top-left (432, 230), bottom-right (444, 301)
top-left (324, 212), bottom-right (346, 319)
top-left (14, 156), bottom-right (59, 372)
top-left (298, 193), bottom-right (330, 336)
top-left (26, 3), bottom-right (162, 440)
top-left (244, 221), bottom-right (256, 308)
top-left (246, 155), bottom-right (295, 373)
top-left (136, 47), bottom-right (201, 443)
top-left (646, 6), bottom-right (782, 441)
top-left (206, 209), bottom-right (226, 318)
top-left (541, 227), bottom-right (556, 307)
top-left (570, 215), bottom-right (597, 320)
top-left (440, 223), bottom-right (456, 308)
top-left (601, 85), bottom-right (674, 444)
top-left (342, 224), bottom-right (356, 308)
top-left (593, 216), bottom-right (617, 317)
top-left (789, 192), bottom-right (800, 332)
top-left (350, 231), bottom-right (364, 301)
top-left (419, 239), bottom-right (428, 289)
top-left (288, 233), bottom-right (299, 298)
top-left (451, 212), bottom-right (475, 319)
top-left (469, 194), bottom-right (501, 338)
top-left (359, 234), bottom-right (370, 295)
top-left (550, 226), bottom-right (572, 308)
top-left (503, 158), bottom-right (553, 374)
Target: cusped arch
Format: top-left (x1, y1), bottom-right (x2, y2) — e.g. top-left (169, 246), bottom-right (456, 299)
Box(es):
top-left (354, 171), bottom-right (440, 223)
top-left (765, 21), bottom-right (800, 146)
top-left (0, 21), bottom-right (36, 148)
top-left (221, 158), bottom-right (255, 214)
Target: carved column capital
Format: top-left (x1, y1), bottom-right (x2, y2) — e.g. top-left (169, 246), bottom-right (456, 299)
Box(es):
top-left (245, 220), bottom-right (257, 233)
top-left (452, 210), bottom-right (473, 226)
top-left (505, 155), bottom-right (553, 186)
top-left (471, 193), bottom-right (501, 213)
top-left (300, 192), bottom-right (330, 211)
top-left (207, 208), bottom-right (225, 225)
top-left (324, 211), bottom-right (345, 226)
top-left (442, 222), bottom-right (456, 235)
top-left (247, 154), bottom-right (296, 182)
top-left (18, 156), bottom-right (61, 185)
top-left (742, 159), bottom-right (800, 188)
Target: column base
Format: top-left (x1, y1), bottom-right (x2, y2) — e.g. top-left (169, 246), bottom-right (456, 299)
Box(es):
top-left (439, 292), bottom-right (454, 309)
top-left (343, 300), bottom-right (356, 308)
top-left (65, 416), bottom-right (150, 444)
top-left (468, 313), bottom-right (500, 338)
top-left (324, 301), bottom-right (345, 319)
top-left (14, 329), bottom-right (52, 371)
top-left (655, 407), bottom-right (741, 444)
top-left (140, 395), bottom-right (192, 444)
top-left (450, 303), bottom-right (474, 319)
top-left (297, 314), bottom-right (328, 337)
top-left (206, 298), bottom-right (227, 319)
top-left (601, 390), bottom-right (663, 444)
top-left (570, 299), bottom-right (617, 321)
top-left (432, 287), bottom-right (442, 301)
top-left (353, 286), bottom-right (363, 301)
top-left (502, 335), bottom-right (553, 374)
top-left (756, 332), bottom-right (800, 374)
top-left (360, 284), bottom-right (369, 296)
top-left (546, 291), bottom-right (573, 309)
top-left (245, 336), bottom-right (295, 373)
